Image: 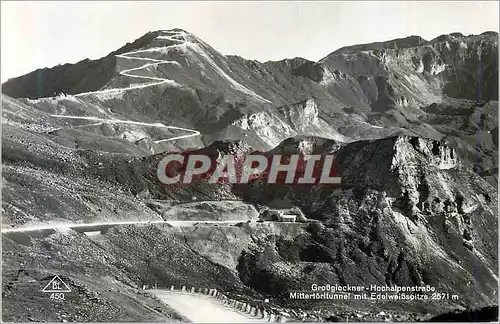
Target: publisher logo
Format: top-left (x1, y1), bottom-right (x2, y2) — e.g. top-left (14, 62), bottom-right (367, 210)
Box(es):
top-left (42, 275), bottom-right (71, 301)
top-left (42, 275), bottom-right (71, 293)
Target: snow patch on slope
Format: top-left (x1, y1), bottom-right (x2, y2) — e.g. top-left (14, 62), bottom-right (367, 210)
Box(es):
top-left (320, 67), bottom-right (347, 85)
top-left (320, 68), bottom-right (335, 85)
top-left (181, 42), bottom-right (272, 104)
top-left (430, 62), bottom-right (446, 75)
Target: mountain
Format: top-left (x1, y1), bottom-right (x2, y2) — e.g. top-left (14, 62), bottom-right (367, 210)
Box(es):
top-left (3, 30), bottom-right (497, 182)
top-left (1, 29), bottom-right (498, 322)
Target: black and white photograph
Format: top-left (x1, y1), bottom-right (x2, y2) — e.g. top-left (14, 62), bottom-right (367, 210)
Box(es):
top-left (1, 1), bottom-right (499, 322)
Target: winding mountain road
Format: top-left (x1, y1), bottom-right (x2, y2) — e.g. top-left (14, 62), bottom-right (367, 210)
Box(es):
top-left (49, 115), bottom-right (200, 144)
top-left (50, 30), bottom-right (201, 144)
top-left (0, 220), bottom-right (249, 234)
top-left (5, 32), bottom-right (272, 322)
top-left (151, 290), bottom-right (266, 323)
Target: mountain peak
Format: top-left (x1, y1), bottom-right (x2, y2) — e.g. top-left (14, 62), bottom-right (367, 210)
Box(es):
top-left (110, 28), bottom-right (206, 56)
top-left (155, 29), bottom-right (203, 43)
top-left (155, 28), bottom-right (192, 34)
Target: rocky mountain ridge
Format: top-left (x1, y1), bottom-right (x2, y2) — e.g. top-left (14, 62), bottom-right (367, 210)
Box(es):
top-left (1, 28), bottom-right (498, 321)
top-left (3, 29), bottom-right (497, 182)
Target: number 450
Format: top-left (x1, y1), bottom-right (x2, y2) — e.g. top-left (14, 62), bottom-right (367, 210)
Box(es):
top-left (50, 293), bottom-right (65, 300)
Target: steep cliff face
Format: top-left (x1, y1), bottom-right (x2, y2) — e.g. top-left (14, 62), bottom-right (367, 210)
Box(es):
top-left (229, 135), bottom-right (497, 312)
top-left (317, 33), bottom-right (498, 125)
top-left (223, 98), bottom-right (347, 149)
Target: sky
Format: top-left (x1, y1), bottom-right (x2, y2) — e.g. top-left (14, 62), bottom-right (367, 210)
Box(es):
top-left (1, 1), bottom-right (499, 82)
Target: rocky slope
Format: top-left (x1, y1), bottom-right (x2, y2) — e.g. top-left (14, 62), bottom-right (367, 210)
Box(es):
top-left (2, 30), bottom-right (497, 174)
top-left (1, 29), bottom-right (498, 321)
top-left (143, 136), bottom-right (497, 309)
